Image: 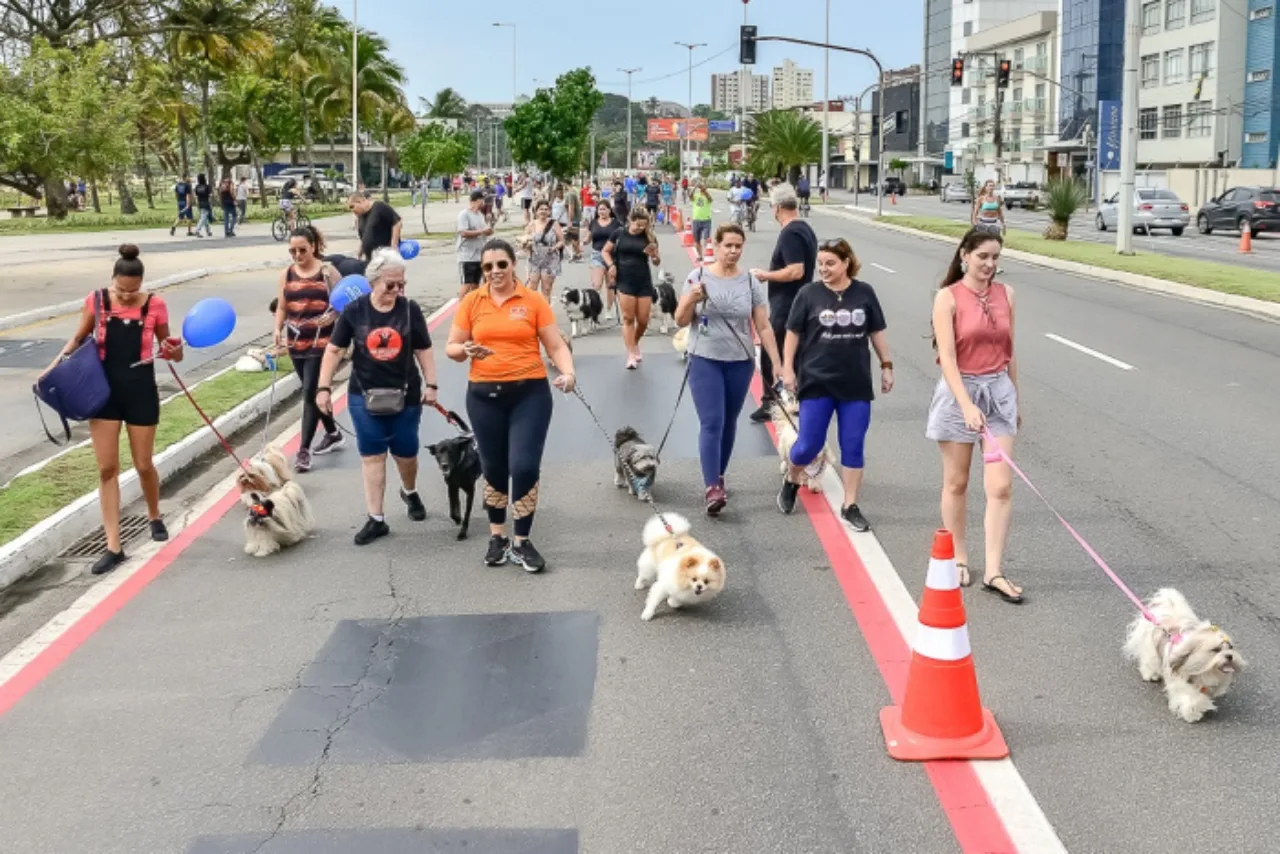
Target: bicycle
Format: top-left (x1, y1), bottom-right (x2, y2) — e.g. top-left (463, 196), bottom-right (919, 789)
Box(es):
top-left (271, 205), bottom-right (311, 241)
top-left (745, 200), bottom-right (758, 232)
top-left (798, 196), bottom-right (812, 218)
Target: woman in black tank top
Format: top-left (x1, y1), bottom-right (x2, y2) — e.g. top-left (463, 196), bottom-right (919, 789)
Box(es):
top-left (602, 208), bottom-right (661, 369)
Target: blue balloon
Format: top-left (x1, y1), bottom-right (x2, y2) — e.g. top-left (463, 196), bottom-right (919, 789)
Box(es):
top-left (399, 239), bottom-right (420, 260)
top-left (740, 188), bottom-right (754, 201)
top-left (329, 275), bottom-right (371, 313)
top-left (182, 298), bottom-right (237, 348)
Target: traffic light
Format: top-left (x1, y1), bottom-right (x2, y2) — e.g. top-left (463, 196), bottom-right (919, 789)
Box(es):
top-left (740, 25), bottom-right (757, 65)
top-left (951, 58), bottom-right (964, 86)
top-left (997, 59), bottom-right (1011, 88)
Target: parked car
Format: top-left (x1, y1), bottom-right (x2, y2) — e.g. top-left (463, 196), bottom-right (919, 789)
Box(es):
top-left (1096, 188), bottom-right (1190, 235)
top-left (940, 182), bottom-right (972, 203)
top-left (881, 177), bottom-right (907, 196)
top-left (998, 182), bottom-right (1040, 208)
top-left (262, 167), bottom-right (351, 196)
top-left (1195, 186), bottom-right (1280, 235)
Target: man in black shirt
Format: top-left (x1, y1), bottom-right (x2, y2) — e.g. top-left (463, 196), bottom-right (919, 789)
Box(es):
top-left (749, 184), bottom-right (817, 421)
top-left (347, 192), bottom-right (403, 260)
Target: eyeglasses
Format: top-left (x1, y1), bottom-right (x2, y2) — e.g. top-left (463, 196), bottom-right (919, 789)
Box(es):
top-left (481, 260), bottom-right (511, 272)
top-left (288, 246), bottom-right (310, 255)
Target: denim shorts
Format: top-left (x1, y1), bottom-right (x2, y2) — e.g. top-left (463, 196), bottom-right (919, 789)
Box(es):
top-left (347, 394), bottom-right (422, 458)
top-left (588, 249), bottom-right (607, 269)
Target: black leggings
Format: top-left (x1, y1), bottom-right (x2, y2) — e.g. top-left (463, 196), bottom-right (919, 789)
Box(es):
top-left (466, 379), bottom-right (553, 538)
top-left (293, 356), bottom-right (337, 450)
top-left (757, 288), bottom-right (798, 400)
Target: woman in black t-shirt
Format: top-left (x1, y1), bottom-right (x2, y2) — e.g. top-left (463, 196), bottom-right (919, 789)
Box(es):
top-left (602, 209), bottom-right (661, 369)
top-left (777, 238), bottom-right (894, 531)
top-left (588, 202), bottom-right (620, 315)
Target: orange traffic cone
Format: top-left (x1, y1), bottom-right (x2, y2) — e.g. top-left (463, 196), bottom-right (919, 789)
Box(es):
top-left (703, 240), bottom-right (715, 264)
top-left (879, 530), bottom-right (1009, 761)
top-left (680, 212), bottom-right (693, 246)
top-left (1239, 221), bottom-right (1253, 254)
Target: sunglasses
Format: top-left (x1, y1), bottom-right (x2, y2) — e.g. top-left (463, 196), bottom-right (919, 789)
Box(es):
top-left (288, 246), bottom-right (311, 255)
top-left (481, 260), bottom-right (511, 272)
top-left (382, 280), bottom-right (406, 290)
top-left (820, 239), bottom-right (850, 250)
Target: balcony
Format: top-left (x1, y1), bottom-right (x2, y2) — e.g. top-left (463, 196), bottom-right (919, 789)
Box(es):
top-left (1019, 55), bottom-right (1050, 74)
top-left (1022, 98), bottom-right (1047, 115)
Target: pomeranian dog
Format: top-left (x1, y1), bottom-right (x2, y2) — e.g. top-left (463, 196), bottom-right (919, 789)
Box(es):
top-left (1123, 588), bottom-right (1244, 722)
top-left (672, 326), bottom-right (690, 360)
top-left (770, 394), bottom-right (830, 492)
top-left (560, 287), bottom-right (604, 338)
top-left (236, 445), bottom-right (314, 557)
top-left (634, 512), bottom-right (726, 621)
top-left (614, 426), bottom-right (659, 501)
top-left (652, 275), bottom-right (678, 334)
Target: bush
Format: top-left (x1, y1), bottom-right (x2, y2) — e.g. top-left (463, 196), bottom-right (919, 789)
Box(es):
top-left (1042, 178), bottom-right (1088, 240)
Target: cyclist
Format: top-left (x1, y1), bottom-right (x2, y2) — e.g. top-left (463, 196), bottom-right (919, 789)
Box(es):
top-left (727, 181), bottom-right (746, 224)
top-left (279, 178), bottom-right (300, 231)
top-left (744, 173), bottom-right (762, 221)
top-left (796, 174), bottom-right (812, 215)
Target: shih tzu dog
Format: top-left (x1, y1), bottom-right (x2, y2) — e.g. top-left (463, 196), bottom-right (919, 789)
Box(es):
top-left (235, 445), bottom-right (314, 557)
top-left (770, 393), bottom-right (829, 492)
top-left (1124, 588), bottom-right (1244, 723)
top-left (560, 287), bottom-right (604, 338)
top-left (634, 512), bottom-right (726, 621)
top-left (614, 426), bottom-right (659, 501)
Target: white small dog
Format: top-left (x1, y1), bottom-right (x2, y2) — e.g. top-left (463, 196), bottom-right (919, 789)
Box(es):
top-left (771, 394), bottom-right (830, 492)
top-left (1123, 588), bottom-right (1244, 723)
top-left (672, 326), bottom-right (690, 360)
top-left (236, 446), bottom-right (314, 557)
top-left (634, 513), bottom-right (726, 621)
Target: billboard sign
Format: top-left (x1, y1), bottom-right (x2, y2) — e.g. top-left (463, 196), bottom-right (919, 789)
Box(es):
top-left (709, 119), bottom-right (737, 133)
top-left (1097, 100), bottom-right (1121, 172)
top-left (647, 118), bottom-right (709, 142)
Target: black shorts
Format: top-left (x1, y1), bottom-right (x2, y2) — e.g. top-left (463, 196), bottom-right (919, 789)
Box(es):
top-left (798, 191), bottom-right (811, 201)
top-left (615, 277), bottom-right (654, 299)
top-left (97, 377), bottom-right (160, 427)
top-left (461, 261), bottom-right (483, 285)
top-left (646, 204), bottom-right (659, 215)
top-left (522, 198), bottom-right (533, 210)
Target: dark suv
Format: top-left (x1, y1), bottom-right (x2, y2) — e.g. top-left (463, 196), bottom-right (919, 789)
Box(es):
top-left (1196, 186), bottom-right (1280, 235)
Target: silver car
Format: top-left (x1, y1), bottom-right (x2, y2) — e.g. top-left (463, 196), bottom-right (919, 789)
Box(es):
top-left (1096, 188), bottom-right (1190, 235)
top-left (940, 182), bottom-right (972, 203)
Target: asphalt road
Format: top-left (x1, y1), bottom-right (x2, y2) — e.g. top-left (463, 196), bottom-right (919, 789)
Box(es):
top-left (0, 204), bottom-right (1277, 852)
top-left (834, 189), bottom-right (1280, 273)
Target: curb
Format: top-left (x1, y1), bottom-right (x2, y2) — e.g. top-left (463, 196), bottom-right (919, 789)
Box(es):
top-left (825, 209), bottom-right (1280, 323)
top-left (0, 371), bottom-right (301, 592)
top-left (0, 260), bottom-right (280, 333)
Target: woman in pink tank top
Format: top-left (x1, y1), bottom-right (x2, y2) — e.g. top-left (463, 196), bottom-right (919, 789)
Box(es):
top-left (926, 230), bottom-right (1023, 604)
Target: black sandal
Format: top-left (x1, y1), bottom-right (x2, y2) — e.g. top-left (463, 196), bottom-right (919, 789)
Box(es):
top-left (956, 562), bottom-right (974, 587)
top-left (982, 575), bottom-right (1024, 604)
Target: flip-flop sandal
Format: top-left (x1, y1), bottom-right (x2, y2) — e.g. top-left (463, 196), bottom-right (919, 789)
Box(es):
top-left (982, 575), bottom-right (1024, 604)
top-left (956, 562), bottom-right (974, 587)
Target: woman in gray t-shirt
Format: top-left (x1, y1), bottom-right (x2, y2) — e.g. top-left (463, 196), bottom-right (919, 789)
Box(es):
top-left (674, 222), bottom-right (784, 516)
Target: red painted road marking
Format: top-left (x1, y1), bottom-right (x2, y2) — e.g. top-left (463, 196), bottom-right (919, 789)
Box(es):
top-left (0, 301), bottom-right (458, 719)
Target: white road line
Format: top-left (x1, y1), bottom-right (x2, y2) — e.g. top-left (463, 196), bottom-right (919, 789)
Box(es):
top-left (1044, 333), bottom-right (1135, 371)
top-left (870, 263), bottom-right (897, 274)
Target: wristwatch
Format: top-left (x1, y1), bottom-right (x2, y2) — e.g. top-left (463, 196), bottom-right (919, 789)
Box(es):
top-left (317, 386), bottom-right (331, 393)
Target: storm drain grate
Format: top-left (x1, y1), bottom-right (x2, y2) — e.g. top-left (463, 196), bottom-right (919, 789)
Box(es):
top-left (59, 515), bottom-right (152, 560)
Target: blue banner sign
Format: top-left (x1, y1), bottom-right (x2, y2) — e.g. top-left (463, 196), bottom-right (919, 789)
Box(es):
top-left (1097, 100), bottom-right (1122, 172)
top-left (709, 119), bottom-right (737, 133)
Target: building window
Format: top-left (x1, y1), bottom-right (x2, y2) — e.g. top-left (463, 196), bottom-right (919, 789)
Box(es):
top-left (1143, 0), bottom-right (1162, 34)
top-left (1249, 6), bottom-right (1272, 19)
top-left (1162, 104), bottom-right (1183, 138)
top-left (1142, 54), bottom-right (1161, 87)
top-left (1164, 49), bottom-right (1184, 84)
top-left (961, 122), bottom-right (971, 138)
top-left (1014, 47), bottom-right (1024, 65)
top-left (1248, 69), bottom-right (1272, 83)
top-left (1166, 0), bottom-right (1186, 28)
top-left (1190, 0), bottom-right (1215, 23)
top-left (1188, 42), bottom-right (1215, 80)
top-left (1139, 108), bottom-right (1159, 140)
top-left (1186, 101), bottom-right (1212, 137)
top-left (1036, 41), bottom-right (1047, 56)
top-left (963, 21), bottom-right (973, 36)
top-left (962, 87), bottom-right (971, 104)
top-left (1246, 132), bottom-right (1269, 143)
top-left (1034, 123), bottom-right (1045, 137)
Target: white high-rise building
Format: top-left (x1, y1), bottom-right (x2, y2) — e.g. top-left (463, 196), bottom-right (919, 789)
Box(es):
top-left (771, 59), bottom-right (814, 109)
top-left (711, 70), bottom-right (770, 113)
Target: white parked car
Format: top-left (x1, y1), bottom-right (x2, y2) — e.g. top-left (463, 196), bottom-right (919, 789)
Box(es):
top-left (940, 183), bottom-right (972, 203)
top-left (998, 183), bottom-right (1040, 208)
top-left (1095, 188), bottom-right (1190, 235)
top-left (262, 167), bottom-right (351, 196)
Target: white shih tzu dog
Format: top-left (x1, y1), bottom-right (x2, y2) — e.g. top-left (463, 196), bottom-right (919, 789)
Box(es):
top-left (770, 393), bottom-right (830, 492)
top-left (634, 512), bottom-right (726, 621)
top-left (1123, 588), bottom-right (1244, 723)
top-left (235, 445), bottom-right (314, 557)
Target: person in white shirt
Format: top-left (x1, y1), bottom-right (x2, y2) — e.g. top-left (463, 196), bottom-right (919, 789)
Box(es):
top-left (456, 190), bottom-right (494, 298)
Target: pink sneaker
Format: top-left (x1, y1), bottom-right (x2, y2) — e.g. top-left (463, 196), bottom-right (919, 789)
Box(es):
top-left (625, 353), bottom-right (638, 370)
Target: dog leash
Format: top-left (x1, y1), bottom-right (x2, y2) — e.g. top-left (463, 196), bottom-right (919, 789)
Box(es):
top-left (980, 426), bottom-right (1164, 631)
top-left (167, 362), bottom-right (246, 470)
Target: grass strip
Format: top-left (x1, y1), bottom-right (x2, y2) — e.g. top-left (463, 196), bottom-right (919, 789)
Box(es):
top-left (879, 215), bottom-right (1280, 304)
top-left (0, 359), bottom-right (293, 548)
top-left (0, 202), bottom-right (355, 235)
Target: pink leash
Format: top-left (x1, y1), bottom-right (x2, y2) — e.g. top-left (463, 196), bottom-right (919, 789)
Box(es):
top-left (981, 427), bottom-right (1162, 629)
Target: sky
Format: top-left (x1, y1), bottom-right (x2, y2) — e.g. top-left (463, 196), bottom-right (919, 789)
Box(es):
top-left (355, 0), bottom-right (924, 111)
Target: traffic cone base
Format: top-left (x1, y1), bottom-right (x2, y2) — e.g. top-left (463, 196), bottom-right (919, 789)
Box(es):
top-left (880, 706), bottom-right (1008, 761)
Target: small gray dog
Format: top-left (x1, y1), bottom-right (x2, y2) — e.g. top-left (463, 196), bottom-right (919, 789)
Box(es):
top-left (614, 426), bottom-right (659, 501)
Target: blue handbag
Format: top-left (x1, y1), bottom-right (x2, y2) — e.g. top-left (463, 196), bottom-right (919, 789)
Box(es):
top-left (34, 290), bottom-right (112, 445)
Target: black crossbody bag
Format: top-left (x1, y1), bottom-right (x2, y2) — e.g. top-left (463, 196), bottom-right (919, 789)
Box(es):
top-left (362, 297), bottom-right (413, 416)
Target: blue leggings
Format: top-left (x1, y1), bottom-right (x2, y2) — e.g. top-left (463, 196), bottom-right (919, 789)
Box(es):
top-left (789, 397), bottom-right (872, 469)
top-left (688, 356), bottom-right (755, 487)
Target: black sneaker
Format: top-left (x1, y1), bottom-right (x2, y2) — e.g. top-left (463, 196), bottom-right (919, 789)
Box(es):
top-left (150, 519), bottom-right (169, 542)
top-left (777, 480), bottom-right (801, 515)
top-left (312, 431), bottom-right (345, 455)
top-left (354, 516), bottom-right (390, 545)
top-left (294, 449), bottom-right (312, 473)
top-left (507, 539), bottom-right (547, 573)
top-left (841, 504), bottom-right (871, 532)
top-left (484, 535), bottom-right (511, 566)
top-left (400, 489), bottom-right (426, 521)
top-left (749, 402), bottom-right (774, 423)
top-left (91, 549), bottom-right (126, 575)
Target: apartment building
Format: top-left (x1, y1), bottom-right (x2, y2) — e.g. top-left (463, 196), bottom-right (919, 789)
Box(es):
top-left (959, 11), bottom-right (1060, 182)
top-left (771, 59), bottom-right (814, 109)
top-left (1058, 0), bottom-right (1126, 143)
top-left (1134, 0), bottom-right (1247, 166)
top-left (711, 70), bottom-right (770, 113)
top-left (1241, 0), bottom-right (1279, 166)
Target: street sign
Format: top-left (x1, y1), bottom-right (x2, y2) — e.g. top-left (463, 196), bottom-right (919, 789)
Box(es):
top-left (1057, 152), bottom-right (1070, 168)
top-left (1097, 100), bottom-right (1121, 172)
top-left (709, 120), bottom-right (737, 133)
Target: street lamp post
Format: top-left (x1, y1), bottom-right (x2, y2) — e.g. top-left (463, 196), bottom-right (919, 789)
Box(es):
top-left (351, 0), bottom-right (359, 190)
top-left (822, 0), bottom-right (831, 192)
top-left (675, 41), bottom-right (706, 190)
top-left (619, 67), bottom-right (642, 173)
top-left (742, 0), bottom-right (750, 168)
top-left (493, 22), bottom-right (517, 181)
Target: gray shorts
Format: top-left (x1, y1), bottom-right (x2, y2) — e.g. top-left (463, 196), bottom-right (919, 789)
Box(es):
top-left (925, 370), bottom-right (1018, 444)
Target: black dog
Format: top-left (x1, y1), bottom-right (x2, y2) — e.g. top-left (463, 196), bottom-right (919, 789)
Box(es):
top-left (653, 279), bottom-right (678, 333)
top-left (560, 287), bottom-right (604, 338)
top-left (425, 411), bottom-right (482, 540)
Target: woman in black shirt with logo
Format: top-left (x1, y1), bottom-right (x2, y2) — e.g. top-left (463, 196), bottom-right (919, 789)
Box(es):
top-left (777, 238), bottom-right (894, 530)
top-left (602, 209), bottom-right (661, 369)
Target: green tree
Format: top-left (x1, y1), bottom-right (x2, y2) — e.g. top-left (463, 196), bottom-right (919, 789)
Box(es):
top-left (422, 87), bottom-right (469, 120)
top-left (276, 0), bottom-right (345, 184)
top-left (399, 124), bottom-right (473, 183)
top-left (747, 110), bottom-right (822, 184)
top-left (504, 68), bottom-right (604, 181)
top-left (331, 28), bottom-right (407, 186)
top-left (370, 103), bottom-right (416, 201)
top-left (210, 72), bottom-right (296, 203)
top-left (656, 153), bottom-right (680, 174)
top-left (889, 157), bottom-right (909, 178)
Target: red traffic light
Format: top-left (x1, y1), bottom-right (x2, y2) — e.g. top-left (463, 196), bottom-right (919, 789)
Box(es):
top-left (951, 58), bottom-right (964, 86)
top-left (997, 59), bottom-right (1012, 88)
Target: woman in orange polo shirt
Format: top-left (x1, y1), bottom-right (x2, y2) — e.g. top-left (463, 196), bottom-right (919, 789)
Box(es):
top-left (446, 238), bottom-right (576, 573)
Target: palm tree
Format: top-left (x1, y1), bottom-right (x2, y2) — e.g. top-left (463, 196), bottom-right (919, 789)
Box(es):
top-left (276, 0), bottom-right (345, 185)
top-left (323, 27), bottom-right (406, 188)
top-left (219, 73), bottom-right (275, 204)
top-left (422, 87), bottom-right (468, 120)
top-left (747, 110), bottom-right (822, 184)
top-left (166, 0), bottom-right (274, 180)
top-left (371, 103), bottom-right (416, 201)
